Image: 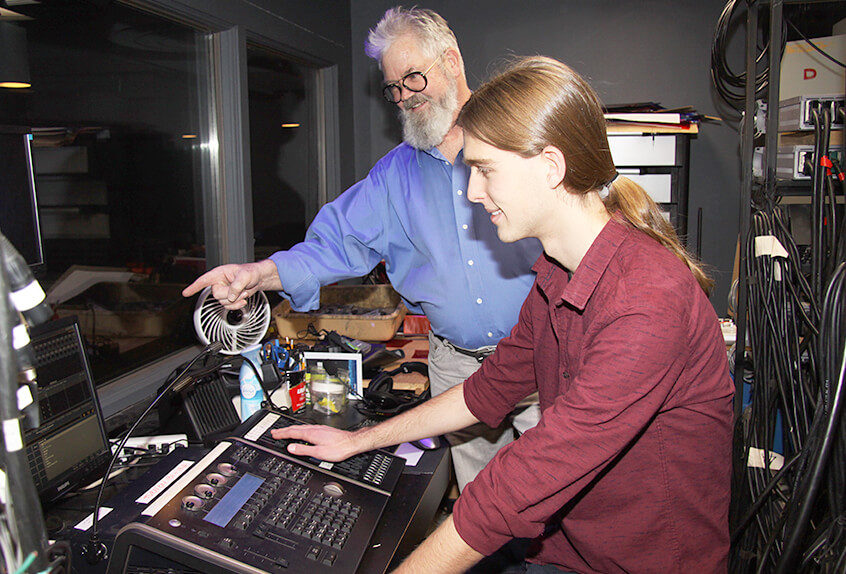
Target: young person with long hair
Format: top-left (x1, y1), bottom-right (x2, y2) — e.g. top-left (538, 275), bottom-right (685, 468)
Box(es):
top-left (273, 56), bottom-right (734, 573)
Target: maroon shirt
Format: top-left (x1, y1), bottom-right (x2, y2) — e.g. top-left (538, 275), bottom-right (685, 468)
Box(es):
top-left (453, 219), bottom-right (733, 573)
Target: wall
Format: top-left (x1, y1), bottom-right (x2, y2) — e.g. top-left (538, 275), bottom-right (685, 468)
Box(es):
top-left (350, 0), bottom-right (745, 315)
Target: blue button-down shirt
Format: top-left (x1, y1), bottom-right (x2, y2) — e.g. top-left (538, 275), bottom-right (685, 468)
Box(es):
top-left (270, 143), bottom-right (542, 350)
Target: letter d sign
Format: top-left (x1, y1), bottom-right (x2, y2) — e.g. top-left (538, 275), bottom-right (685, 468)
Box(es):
top-left (804, 68), bottom-right (817, 80)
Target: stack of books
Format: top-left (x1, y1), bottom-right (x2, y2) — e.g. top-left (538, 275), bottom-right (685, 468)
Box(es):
top-left (604, 102), bottom-right (714, 134)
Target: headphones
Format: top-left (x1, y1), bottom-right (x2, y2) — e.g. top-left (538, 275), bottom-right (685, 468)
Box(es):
top-left (360, 361), bottom-right (430, 417)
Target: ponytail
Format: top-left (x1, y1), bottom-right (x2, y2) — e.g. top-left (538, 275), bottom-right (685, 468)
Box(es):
top-left (604, 176), bottom-right (714, 295)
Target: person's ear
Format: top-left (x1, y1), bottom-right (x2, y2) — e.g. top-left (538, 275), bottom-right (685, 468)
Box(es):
top-left (541, 145), bottom-right (567, 189)
top-left (442, 48), bottom-right (462, 77)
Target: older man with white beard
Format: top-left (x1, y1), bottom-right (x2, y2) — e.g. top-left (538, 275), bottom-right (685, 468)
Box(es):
top-left (183, 7), bottom-right (542, 491)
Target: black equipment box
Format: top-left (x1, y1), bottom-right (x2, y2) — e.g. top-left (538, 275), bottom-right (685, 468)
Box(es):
top-left (70, 409), bottom-right (406, 574)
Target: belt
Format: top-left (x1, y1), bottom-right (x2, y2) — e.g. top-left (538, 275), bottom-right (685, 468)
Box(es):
top-left (433, 334), bottom-right (495, 363)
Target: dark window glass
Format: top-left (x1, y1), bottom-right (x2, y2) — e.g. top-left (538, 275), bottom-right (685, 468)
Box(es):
top-left (248, 47), bottom-right (317, 260)
top-left (0, 3), bottom-right (211, 384)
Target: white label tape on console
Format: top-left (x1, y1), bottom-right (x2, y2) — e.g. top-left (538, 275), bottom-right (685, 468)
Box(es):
top-left (243, 412), bottom-right (280, 442)
top-left (136, 459), bottom-right (196, 504)
top-left (74, 507), bottom-right (113, 531)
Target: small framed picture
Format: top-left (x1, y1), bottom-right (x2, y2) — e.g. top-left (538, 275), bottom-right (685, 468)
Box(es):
top-left (302, 352), bottom-right (363, 398)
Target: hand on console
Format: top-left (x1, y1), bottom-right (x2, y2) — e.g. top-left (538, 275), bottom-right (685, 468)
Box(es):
top-left (271, 424), bottom-right (362, 462)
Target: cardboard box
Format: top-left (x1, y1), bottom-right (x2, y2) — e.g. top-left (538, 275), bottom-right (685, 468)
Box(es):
top-left (779, 34), bottom-right (846, 102)
top-left (273, 285), bottom-right (406, 341)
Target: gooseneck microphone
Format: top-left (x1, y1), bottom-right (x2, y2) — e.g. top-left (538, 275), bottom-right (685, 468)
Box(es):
top-left (82, 341), bottom-right (225, 565)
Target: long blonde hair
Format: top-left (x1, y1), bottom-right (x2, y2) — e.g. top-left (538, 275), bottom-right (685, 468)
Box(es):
top-left (457, 56), bottom-right (713, 294)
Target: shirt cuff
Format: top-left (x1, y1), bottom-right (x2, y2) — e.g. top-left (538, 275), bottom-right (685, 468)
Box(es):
top-left (463, 372), bottom-right (509, 429)
top-left (452, 485), bottom-right (515, 556)
top-left (268, 251), bottom-right (321, 311)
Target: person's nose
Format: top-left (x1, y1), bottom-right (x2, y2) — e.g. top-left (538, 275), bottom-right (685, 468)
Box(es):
top-left (398, 85), bottom-right (419, 107)
top-left (467, 173), bottom-right (486, 204)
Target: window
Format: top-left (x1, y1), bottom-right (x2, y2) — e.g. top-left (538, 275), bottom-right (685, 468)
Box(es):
top-left (247, 46), bottom-right (319, 260)
top-left (0, 2), bottom-right (213, 385)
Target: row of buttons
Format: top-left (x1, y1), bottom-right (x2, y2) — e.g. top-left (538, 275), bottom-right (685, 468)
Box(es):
top-left (232, 476), bottom-right (284, 530)
top-left (258, 457), bottom-right (312, 485)
top-left (261, 483), bottom-right (309, 531)
top-left (33, 335), bottom-right (76, 366)
top-left (288, 492), bottom-right (360, 549)
top-left (362, 453), bottom-right (392, 485)
top-left (232, 445), bottom-right (258, 464)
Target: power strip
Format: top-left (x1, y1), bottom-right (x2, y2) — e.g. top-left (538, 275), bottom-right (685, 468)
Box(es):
top-left (776, 144), bottom-right (845, 180)
top-left (111, 434), bottom-right (189, 457)
top-left (779, 95), bottom-right (845, 132)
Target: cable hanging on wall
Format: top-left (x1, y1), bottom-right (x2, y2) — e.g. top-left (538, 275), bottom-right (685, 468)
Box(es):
top-left (711, 0), bottom-right (779, 109)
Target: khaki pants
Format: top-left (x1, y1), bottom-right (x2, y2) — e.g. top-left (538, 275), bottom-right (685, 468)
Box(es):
top-left (427, 331), bottom-right (540, 491)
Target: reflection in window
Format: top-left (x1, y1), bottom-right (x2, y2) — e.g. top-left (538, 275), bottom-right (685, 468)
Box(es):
top-left (248, 47), bottom-right (317, 260)
top-left (0, 3), bottom-right (211, 384)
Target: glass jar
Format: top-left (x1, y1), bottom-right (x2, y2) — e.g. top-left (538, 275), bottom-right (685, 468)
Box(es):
top-left (309, 362), bottom-right (347, 414)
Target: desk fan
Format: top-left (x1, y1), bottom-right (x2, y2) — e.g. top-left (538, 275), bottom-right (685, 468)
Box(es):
top-left (193, 286), bottom-right (271, 354)
top-left (180, 286), bottom-right (271, 443)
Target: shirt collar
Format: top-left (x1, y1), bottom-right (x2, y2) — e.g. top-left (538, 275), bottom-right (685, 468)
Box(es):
top-left (532, 218), bottom-right (631, 311)
top-left (415, 144), bottom-right (461, 167)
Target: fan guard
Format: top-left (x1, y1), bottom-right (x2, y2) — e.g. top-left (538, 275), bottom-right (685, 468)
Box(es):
top-left (193, 286), bottom-right (271, 355)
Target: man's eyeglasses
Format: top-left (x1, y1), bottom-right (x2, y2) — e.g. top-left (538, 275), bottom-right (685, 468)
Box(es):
top-left (382, 52), bottom-right (445, 104)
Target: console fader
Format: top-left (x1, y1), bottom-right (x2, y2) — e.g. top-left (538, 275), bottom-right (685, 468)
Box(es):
top-left (105, 410), bottom-right (406, 573)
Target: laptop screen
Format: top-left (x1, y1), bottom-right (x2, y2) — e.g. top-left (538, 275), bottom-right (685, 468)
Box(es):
top-left (25, 316), bottom-right (111, 504)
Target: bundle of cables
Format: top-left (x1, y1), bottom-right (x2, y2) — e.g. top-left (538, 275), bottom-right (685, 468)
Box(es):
top-left (730, 111), bottom-right (846, 572)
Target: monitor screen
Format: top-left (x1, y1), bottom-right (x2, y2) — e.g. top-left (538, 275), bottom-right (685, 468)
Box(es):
top-left (0, 127), bottom-right (43, 267)
top-left (25, 317), bottom-right (111, 504)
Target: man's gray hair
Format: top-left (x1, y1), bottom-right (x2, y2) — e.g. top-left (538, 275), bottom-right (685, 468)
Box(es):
top-left (365, 7), bottom-right (460, 69)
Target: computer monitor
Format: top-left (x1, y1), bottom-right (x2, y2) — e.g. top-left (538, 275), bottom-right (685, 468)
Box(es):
top-left (0, 126), bottom-right (43, 267)
top-left (25, 316), bottom-right (111, 504)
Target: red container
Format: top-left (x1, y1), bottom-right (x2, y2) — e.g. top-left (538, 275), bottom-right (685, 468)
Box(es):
top-left (288, 370), bottom-right (307, 412)
top-left (402, 314), bottom-right (431, 335)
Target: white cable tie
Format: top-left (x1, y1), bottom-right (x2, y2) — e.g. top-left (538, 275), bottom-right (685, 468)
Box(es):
top-left (9, 281), bottom-right (46, 313)
top-left (2, 419), bottom-right (23, 453)
top-left (754, 235), bottom-right (789, 281)
top-left (754, 235), bottom-right (789, 259)
top-left (747, 447), bottom-right (784, 471)
top-left (12, 323), bottom-right (29, 350)
top-left (17, 385), bottom-right (33, 410)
